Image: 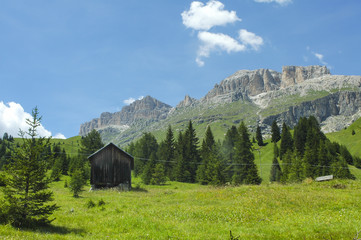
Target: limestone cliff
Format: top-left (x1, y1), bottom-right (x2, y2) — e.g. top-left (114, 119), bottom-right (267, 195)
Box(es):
top-left (261, 91), bottom-right (361, 133)
top-left (281, 65), bottom-right (330, 88)
top-left (79, 96), bottom-right (172, 136)
top-left (203, 65), bottom-right (330, 103)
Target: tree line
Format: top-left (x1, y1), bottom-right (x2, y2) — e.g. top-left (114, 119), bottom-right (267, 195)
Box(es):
top-left (127, 116), bottom-right (358, 186)
top-left (127, 120), bottom-right (262, 186)
top-left (269, 116), bottom-right (357, 183)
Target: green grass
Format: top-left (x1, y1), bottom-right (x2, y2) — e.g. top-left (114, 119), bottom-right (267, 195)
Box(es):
top-left (327, 117), bottom-right (361, 157)
top-left (13, 136), bottom-right (82, 158)
top-left (1, 177), bottom-right (361, 239)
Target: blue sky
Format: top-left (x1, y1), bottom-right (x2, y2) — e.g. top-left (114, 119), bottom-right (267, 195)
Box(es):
top-left (1, 0), bottom-right (361, 138)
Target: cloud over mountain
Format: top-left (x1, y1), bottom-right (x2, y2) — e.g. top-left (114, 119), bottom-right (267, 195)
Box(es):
top-left (239, 29), bottom-right (264, 51)
top-left (196, 31), bottom-right (245, 66)
top-left (181, 0), bottom-right (241, 31)
top-left (183, 1), bottom-right (264, 66)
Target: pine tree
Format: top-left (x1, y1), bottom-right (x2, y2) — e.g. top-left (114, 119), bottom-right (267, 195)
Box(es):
top-left (271, 120), bottom-right (281, 143)
top-left (141, 153), bottom-right (157, 185)
top-left (256, 125), bottom-right (264, 146)
top-left (222, 125), bottom-right (239, 182)
top-left (133, 132), bottom-right (158, 176)
top-left (197, 126), bottom-right (225, 185)
top-left (173, 132), bottom-right (189, 182)
top-left (69, 169), bottom-right (86, 197)
top-left (317, 141), bottom-right (330, 176)
top-left (157, 125), bottom-right (175, 178)
top-left (2, 107), bottom-right (58, 227)
top-left (183, 121), bottom-right (200, 183)
top-left (288, 152), bottom-right (303, 182)
top-left (280, 123), bottom-right (293, 160)
top-left (233, 122), bottom-right (261, 185)
top-left (150, 163), bottom-right (166, 185)
top-left (339, 145), bottom-right (353, 165)
top-left (293, 117), bottom-right (308, 157)
top-left (50, 157), bottom-right (63, 181)
top-left (280, 150), bottom-right (293, 183)
top-left (269, 143), bottom-right (282, 182)
top-left (79, 129), bottom-right (104, 156)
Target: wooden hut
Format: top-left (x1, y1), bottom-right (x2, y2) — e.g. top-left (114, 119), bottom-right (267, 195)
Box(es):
top-left (88, 142), bottom-right (134, 189)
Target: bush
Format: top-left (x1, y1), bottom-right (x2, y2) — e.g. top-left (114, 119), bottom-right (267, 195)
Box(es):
top-left (0, 173), bottom-right (6, 187)
top-left (69, 170), bottom-right (86, 197)
top-left (98, 199), bottom-right (106, 207)
top-left (86, 199), bottom-right (96, 208)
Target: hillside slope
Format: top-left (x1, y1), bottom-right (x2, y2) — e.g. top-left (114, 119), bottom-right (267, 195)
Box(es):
top-left (79, 65), bottom-right (361, 147)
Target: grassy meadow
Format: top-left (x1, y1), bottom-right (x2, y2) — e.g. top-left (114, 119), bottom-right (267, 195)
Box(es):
top-left (2, 120), bottom-right (361, 239)
top-left (1, 176), bottom-right (361, 239)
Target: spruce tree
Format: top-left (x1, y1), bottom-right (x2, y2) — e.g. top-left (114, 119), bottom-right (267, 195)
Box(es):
top-left (50, 157), bottom-right (63, 181)
top-left (197, 126), bottom-right (225, 185)
top-left (222, 125), bottom-right (239, 182)
top-left (280, 150), bottom-right (293, 183)
top-left (293, 117), bottom-right (308, 157)
top-left (133, 132), bottom-right (158, 176)
top-left (256, 125), bottom-right (264, 146)
top-left (80, 129), bottom-right (104, 156)
top-left (269, 143), bottom-right (282, 182)
top-left (271, 120), bottom-right (281, 143)
top-left (279, 123), bottom-right (293, 160)
top-left (173, 132), bottom-right (190, 182)
top-left (2, 107), bottom-right (58, 227)
top-left (69, 169), bottom-right (86, 197)
top-left (288, 153), bottom-right (303, 182)
top-left (232, 122), bottom-right (261, 185)
top-left (151, 163), bottom-right (166, 185)
top-left (183, 121), bottom-right (200, 183)
top-left (141, 153), bottom-right (157, 185)
top-left (157, 125), bottom-right (175, 178)
top-left (317, 141), bottom-right (330, 176)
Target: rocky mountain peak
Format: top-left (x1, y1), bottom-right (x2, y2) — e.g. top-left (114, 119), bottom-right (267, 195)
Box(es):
top-left (281, 65), bottom-right (330, 88)
top-left (202, 65), bottom-right (332, 103)
top-left (123, 95), bottom-right (172, 112)
top-left (203, 68), bottom-right (281, 103)
top-left (176, 95), bottom-right (196, 108)
top-left (79, 95), bottom-right (172, 136)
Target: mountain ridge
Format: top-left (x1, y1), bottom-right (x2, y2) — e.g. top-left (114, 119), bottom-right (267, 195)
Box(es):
top-left (79, 65), bottom-right (361, 146)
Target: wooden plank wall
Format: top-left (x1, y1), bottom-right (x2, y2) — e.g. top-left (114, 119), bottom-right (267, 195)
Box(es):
top-left (90, 144), bottom-right (132, 187)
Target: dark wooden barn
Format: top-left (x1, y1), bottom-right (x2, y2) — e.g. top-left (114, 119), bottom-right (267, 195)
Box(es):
top-left (88, 142), bottom-right (134, 189)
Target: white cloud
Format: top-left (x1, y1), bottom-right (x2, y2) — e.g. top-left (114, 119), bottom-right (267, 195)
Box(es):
top-left (54, 133), bottom-right (66, 139)
top-left (123, 97), bottom-right (136, 105)
top-left (254, 0), bottom-right (292, 5)
top-left (313, 52), bottom-right (328, 66)
top-left (0, 101), bottom-right (65, 139)
top-left (181, 1), bottom-right (241, 31)
top-left (196, 31), bottom-right (246, 67)
top-left (123, 96), bottom-right (144, 105)
top-left (238, 29), bottom-right (264, 50)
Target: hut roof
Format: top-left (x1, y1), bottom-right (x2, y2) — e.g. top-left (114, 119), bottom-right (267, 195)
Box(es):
top-left (87, 142), bottom-right (134, 161)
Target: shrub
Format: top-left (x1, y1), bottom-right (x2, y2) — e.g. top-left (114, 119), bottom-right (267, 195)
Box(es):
top-left (86, 199), bottom-right (96, 208)
top-left (69, 170), bottom-right (86, 197)
top-left (98, 199), bottom-right (106, 207)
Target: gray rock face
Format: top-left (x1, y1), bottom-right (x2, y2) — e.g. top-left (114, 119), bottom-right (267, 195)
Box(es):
top-left (204, 69), bottom-right (281, 101)
top-left (262, 91), bottom-right (361, 129)
top-left (281, 65), bottom-right (330, 88)
top-left (176, 95), bottom-right (196, 108)
top-left (79, 96), bottom-right (172, 136)
top-left (203, 65), bottom-right (330, 103)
